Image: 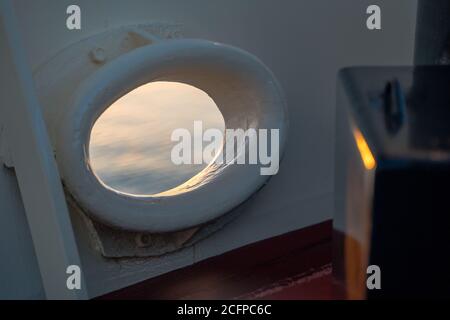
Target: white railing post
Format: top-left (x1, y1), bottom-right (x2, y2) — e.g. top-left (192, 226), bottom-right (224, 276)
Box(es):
top-left (0, 0), bottom-right (87, 300)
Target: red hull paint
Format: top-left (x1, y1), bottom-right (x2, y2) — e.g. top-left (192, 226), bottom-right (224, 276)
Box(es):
top-left (99, 220), bottom-right (333, 300)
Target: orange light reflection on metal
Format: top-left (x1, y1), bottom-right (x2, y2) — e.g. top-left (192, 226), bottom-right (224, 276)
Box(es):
top-left (353, 129), bottom-right (376, 170)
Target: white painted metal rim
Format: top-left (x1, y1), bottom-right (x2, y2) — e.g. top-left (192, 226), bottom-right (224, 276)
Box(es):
top-left (56, 39), bottom-right (288, 232)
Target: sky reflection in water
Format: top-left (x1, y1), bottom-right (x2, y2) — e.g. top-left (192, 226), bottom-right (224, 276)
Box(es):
top-left (89, 81), bottom-right (225, 195)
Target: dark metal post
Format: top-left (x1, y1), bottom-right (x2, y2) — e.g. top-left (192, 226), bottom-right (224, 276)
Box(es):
top-left (415, 0), bottom-right (450, 64)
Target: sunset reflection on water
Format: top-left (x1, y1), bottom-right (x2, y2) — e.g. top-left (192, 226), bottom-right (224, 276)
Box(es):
top-left (89, 81), bottom-right (225, 195)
